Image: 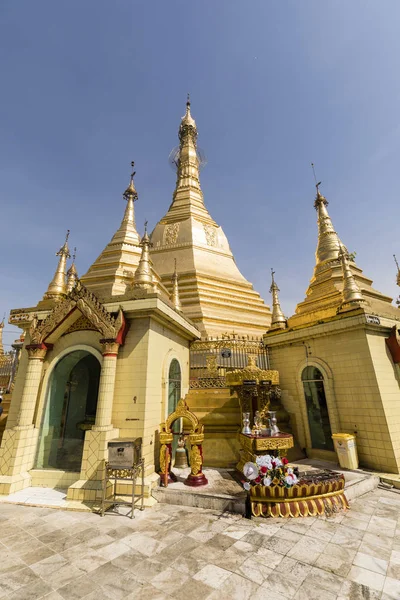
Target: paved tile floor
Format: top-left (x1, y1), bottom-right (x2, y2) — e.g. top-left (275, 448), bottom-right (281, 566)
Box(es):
top-left (0, 487), bottom-right (400, 599)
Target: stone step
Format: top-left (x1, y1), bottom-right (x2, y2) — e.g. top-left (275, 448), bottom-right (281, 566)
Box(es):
top-left (152, 486), bottom-right (246, 514)
top-left (152, 468), bottom-right (246, 514)
top-left (153, 465), bottom-right (380, 515)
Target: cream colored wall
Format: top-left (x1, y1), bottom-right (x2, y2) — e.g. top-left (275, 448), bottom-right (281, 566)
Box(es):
top-left (112, 317), bottom-right (190, 475)
top-left (268, 325), bottom-right (400, 473)
top-left (366, 331), bottom-right (400, 472)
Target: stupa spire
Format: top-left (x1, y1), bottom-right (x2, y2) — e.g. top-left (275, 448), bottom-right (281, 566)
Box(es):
top-left (339, 244), bottom-right (365, 307)
top-left (81, 162), bottom-right (142, 297)
top-left (133, 221), bottom-right (154, 289)
top-left (162, 96), bottom-right (214, 223)
top-left (43, 230), bottom-right (71, 300)
top-left (171, 259), bottom-right (182, 311)
top-left (175, 94), bottom-right (200, 194)
top-left (268, 269), bottom-right (287, 331)
top-left (313, 180), bottom-right (343, 269)
top-left (66, 247), bottom-right (78, 293)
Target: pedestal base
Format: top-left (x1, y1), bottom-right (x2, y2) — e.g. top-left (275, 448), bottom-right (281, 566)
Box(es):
top-left (184, 473), bottom-right (208, 487)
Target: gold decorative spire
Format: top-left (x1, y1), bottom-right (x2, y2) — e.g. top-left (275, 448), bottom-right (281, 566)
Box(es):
top-left (313, 179), bottom-right (343, 269)
top-left (268, 269), bottom-right (287, 331)
top-left (66, 247), bottom-right (78, 293)
top-left (81, 162), bottom-right (142, 297)
top-left (161, 95), bottom-right (213, 222)
top-left (339, 244), bottom-right (365, 307)
top-left (122, 161), bottom-right (138, 227)
top-left (171, 259), bottom-right (182, 311)
top-left (0, 317), bottom-right (4, 356)
top-left (394, 255), bottom-right (400, 287)
top-left (44, 230), bottom-right (71, 299)
top-left (133, 221), bottom-right (154, 289)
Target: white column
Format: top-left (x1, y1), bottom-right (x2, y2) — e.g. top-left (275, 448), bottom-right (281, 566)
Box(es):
top-left (16, 345), bottom-right (47, 428)
top-left (93, 341), bottom-right (120, 431)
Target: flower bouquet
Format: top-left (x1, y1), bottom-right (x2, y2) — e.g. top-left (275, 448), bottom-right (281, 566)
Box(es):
top-left (243, 455), bottom-right (348, 518)
top-left (242, 454), bottom-right (298, 491)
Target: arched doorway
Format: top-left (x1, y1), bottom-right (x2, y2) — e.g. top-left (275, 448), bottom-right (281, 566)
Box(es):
top-left (168, 359), bottom-right (181, 460)
top-left (36, 350), bottom-right (101, 471)
top-left (302, 366), bottom-right (334, 451)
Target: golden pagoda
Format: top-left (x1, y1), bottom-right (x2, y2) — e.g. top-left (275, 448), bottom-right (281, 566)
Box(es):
top-left (150, 97), bottom-right (271, 337)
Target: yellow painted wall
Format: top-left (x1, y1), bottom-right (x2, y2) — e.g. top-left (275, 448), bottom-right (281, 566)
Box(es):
top-left (267, 320), bottom-right (400, 473)
top-left (112, 316), bottom-right (190, 475)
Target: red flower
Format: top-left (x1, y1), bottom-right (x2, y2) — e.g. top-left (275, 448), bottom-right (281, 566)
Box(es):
top-left (260, 466), bottom-right (267, 474)
top-left (282, 457), bottom-right (289, 465)
top-left (254, 476), bottom-right (261, 483)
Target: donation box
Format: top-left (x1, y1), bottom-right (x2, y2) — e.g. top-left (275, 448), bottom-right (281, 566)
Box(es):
top-left (107, 438), bottom-right (142, 468)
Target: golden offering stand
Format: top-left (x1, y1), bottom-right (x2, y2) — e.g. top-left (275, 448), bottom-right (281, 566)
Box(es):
top-left (238, 432), bottom-right (294, 472)
top-left (226, 357), bottom-right (294, 472)
top-left (159, 399), bottom-right (208, 487)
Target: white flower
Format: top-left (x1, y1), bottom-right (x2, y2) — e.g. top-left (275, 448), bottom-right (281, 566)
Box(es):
top-left (272, 457), bottom-right (282, 468)
top-left (243, 482), bottom-right (251, 491)
top-left (287, 467), bottom-right (293, 475)
top-left (243, 462), bottom-right (259, 480)
top-left (256, 455), bottom-right (273, 469)
top-left (263, 476), bottom-right (272, 486)
top-left (284, 474), bottom-right (298, 487)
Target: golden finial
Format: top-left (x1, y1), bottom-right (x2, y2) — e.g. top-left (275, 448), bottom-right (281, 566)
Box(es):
top-left (394, 254), bottom-right (400, 286)
top-left (133, 221), bottom-right (154, 289)
top-left (311, 162), bottom-right (325, 205)
top-left (43, 230), bottom-right (71, 299)
top-left (123, 161), bottom-right (138, 201)
top-left (66, 247), bottom-right (78, 292)
top-left (181, 93), bottom-right (196, 130)
top-left (270, 268), bottom-right (276, 288)
top-left (57, 229), bottom-right (71, 257)
top-left (268, 269), bottom-right (287, 331)
top-left (394, 254), bottom-right (400, 273)
top-left (339, 243), bottom-right (365, 307)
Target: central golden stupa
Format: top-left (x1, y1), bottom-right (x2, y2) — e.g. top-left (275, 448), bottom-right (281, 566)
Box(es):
top-left (150, 98), bottom-right (271, 337)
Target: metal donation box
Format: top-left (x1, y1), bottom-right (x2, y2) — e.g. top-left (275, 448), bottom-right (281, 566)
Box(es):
top-left (107, 438), bottom-right (142, 468)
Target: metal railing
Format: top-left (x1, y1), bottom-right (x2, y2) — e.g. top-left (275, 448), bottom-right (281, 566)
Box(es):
top-left (189, 336), bottom-right (269, 388)
top-left (0, 352), bottom-right (19, 394)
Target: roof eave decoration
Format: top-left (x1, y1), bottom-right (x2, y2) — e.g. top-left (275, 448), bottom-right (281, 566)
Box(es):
top-left (29, 281), bottom-right (128, 346)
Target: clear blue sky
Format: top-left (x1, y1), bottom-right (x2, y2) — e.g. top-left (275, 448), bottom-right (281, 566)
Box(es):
top-left (1, 1), bottom-right (400, 350)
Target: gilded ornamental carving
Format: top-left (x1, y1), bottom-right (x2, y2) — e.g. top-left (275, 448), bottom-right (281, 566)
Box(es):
top-left (203, 224), bottom-right (217, 247)
top-left (29, 281), bottom-right (126, 345)
top-left (165, 223), bottom-right (180, 245)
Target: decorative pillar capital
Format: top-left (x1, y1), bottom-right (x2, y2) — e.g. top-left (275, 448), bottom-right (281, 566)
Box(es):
top-left (25, 343), bottom-right (52, 360)
top-left (100, 339), bottom-right (120, 357)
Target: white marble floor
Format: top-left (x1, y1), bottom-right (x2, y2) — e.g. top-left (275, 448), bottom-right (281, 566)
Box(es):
top-left (0, 487), bottom-right (399, 599)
